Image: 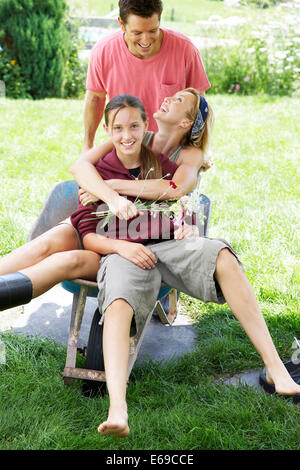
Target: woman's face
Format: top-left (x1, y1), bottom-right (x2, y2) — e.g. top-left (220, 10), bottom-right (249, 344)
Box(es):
top-left (154, 91), bottom-right (197, 126)
top-left (105, 106), bottom-right (147, 158)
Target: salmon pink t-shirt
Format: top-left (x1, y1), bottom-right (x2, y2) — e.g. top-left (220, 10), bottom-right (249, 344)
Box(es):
top-left (86, 28), bottom-right (210, 132)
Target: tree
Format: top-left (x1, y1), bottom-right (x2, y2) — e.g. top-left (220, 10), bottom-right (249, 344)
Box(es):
top-left (0, 0), bottom-right (72, 98)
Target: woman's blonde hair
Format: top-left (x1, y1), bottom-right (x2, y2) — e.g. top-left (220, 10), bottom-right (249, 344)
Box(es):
top-left (180, 87), bottom-right (214, 158)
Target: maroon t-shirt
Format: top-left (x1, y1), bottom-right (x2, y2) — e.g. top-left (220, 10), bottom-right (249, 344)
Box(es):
top-left (70, 148), bottom-right (178, 244)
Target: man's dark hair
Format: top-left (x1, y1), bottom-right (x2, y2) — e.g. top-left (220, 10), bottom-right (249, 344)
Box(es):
top-left (119, 0), bottom-right (163, 24)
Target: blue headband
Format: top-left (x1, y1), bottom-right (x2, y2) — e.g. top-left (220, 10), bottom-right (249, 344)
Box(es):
top-left (191, 96), bottom-right (208, 138)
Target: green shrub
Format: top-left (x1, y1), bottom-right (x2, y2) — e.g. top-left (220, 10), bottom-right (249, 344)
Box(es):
top-left (0, 48), bottom-right (31, 98)
top-left (62, 18), bottom-right (88, 99)
top-left (241, 0), bottom-right (286, 8)
top-left (0, 0), bottom-right (72, 99)
top-left (205, 21), bottom-right (300, 96)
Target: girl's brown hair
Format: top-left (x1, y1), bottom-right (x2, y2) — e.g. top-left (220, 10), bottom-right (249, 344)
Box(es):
top-left (104, 94), bottom-right (162, 179)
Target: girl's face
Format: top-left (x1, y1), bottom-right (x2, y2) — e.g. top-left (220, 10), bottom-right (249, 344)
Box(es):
top-left (105, 107), bottom-right (147, 159)
top-left (154, 91), bottom-right (197, 127)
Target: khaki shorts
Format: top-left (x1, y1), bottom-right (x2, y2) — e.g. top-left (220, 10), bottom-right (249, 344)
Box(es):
top-left (97, 237), bottom-right (242, 336)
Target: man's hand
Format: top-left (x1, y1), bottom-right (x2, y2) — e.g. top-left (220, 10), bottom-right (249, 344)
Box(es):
top-left (116, 240), bottom-right (157, 270)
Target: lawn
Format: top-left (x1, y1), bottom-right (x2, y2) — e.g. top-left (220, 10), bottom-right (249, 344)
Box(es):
top-left (0, 94), bottom-right (299, 450)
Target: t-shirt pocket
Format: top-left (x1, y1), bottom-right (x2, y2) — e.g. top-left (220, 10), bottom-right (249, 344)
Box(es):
top-left (159, 83), bottom-right (180, 104)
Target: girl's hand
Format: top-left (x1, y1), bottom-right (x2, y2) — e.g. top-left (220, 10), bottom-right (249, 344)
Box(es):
top-left (79, 188), bottom-right (99, 206)
top-left (79, 189), bottom-right (139, 220)
top-left (174, 223), bottom-right (199, 240)
top-left (116, 241), bottom-right (157, 270)
top-left (109, 195), bottom-right (139, 221)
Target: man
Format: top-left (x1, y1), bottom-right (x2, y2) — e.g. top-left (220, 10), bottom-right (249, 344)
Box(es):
top-left (83, 0), bottom-right (210, 151)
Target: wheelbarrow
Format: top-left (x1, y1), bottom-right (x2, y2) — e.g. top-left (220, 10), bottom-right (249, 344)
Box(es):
top-left (28, 178), bottom-right (212, 394)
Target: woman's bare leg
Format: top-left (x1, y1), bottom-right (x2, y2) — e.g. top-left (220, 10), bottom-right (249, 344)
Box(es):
top-left (20, 249), bottom-right (100, 297)
top-left (0, 224), bottom-right (80, 275)
top-left (98, 299), bottom-right (132, 438)
top-left (215, 248), bottom-right (300, 396)
top-left (0, 223), bottom-right (101, 299)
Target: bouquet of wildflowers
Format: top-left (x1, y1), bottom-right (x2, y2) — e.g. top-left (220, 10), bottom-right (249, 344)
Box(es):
top-left (91, 175), bottom-right (205, 229)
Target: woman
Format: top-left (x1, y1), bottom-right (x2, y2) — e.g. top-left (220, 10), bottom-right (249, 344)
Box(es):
top-left (0, 88), bottom-right (211, 311)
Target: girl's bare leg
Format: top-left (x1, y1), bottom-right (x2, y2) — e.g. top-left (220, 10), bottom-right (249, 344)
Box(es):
top-left (98, 299), bottom-right (132, 438)
top-left (215, 248), bottom-right (300, 396)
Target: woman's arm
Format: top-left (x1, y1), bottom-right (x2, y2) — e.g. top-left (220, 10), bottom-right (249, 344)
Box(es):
top-left (70, 140), bottom-right (114, 200)
top-left (107, 146), bottom-right (204, 200)
top-left (70, 141), bottom-right (139, 220)
top-left (82, 233), bottom-right (157, 270)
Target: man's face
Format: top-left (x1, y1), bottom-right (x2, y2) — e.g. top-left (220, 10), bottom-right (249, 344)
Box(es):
top-left (119, 13), bottom-right (162, 59)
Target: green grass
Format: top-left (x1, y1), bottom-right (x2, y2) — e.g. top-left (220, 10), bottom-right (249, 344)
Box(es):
top-left (0, 95), bottom-right (299, 449)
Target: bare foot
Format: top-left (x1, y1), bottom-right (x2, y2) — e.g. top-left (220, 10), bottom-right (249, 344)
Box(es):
top-left (98, 408), bottom-right (130, 438)
top-left (266, 366), bottom-right (300, 396)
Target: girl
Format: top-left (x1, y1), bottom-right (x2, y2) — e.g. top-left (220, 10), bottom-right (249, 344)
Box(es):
top-left (0, 88), bottom-right (211, 311)
top-left (70, 95), bottom-right (300, 439)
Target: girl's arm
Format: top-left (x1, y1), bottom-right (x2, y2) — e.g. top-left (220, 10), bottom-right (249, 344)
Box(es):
top-left (107, 147), bottom-right (204, 200)
top-left (82, 233), bottom-right (157, 270)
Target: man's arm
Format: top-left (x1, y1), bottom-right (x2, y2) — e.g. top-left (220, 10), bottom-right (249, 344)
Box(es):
top-left (83, 90), bottom-right (106, 151)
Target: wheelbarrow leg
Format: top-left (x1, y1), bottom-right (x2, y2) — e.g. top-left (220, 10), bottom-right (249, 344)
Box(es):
top-left (62, 286), bottom-right (88, 385)
top-left (127, 308), bottom-right (154, 377)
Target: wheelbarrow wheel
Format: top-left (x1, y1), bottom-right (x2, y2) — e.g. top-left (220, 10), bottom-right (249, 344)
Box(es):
top-left (82, 307), bottom-right (107, 398)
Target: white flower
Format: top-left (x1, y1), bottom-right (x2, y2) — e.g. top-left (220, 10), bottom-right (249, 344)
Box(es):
top-left (275, 51), bottom-right (287, 59)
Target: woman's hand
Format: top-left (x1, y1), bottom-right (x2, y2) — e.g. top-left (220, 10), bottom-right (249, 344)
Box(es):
top-left (174, 223), bottom-right (199, 240)
top-left (201, 157), bottom-right (214, 172)
top-left (116, 240), bottom-right (157, 270)
top-left (79, 188), bottom-right (99, 206)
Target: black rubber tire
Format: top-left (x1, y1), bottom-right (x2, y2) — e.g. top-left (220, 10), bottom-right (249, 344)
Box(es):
top-left (82, 308), bottom-right (107, 397)
top-left (259, 360), bottom-right (300, 404)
